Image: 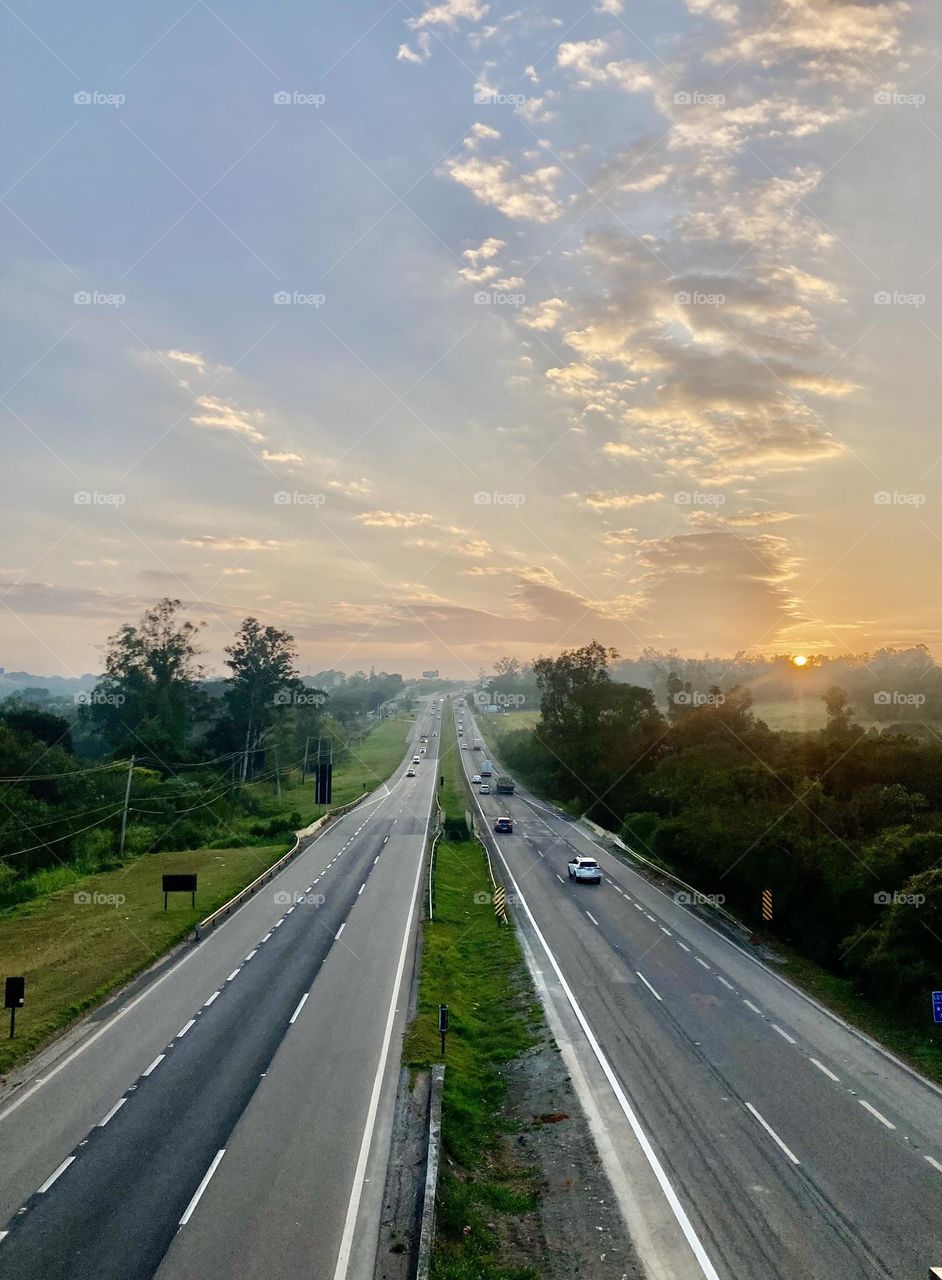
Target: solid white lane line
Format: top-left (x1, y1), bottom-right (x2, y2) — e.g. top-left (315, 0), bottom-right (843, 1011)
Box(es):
top-left (244, 950), bottom-right (257, 962)
top-left (177, 1019), bottom-right (195, 1039)
top-left (203, 991), bottom-right (220, 1008)
top-left (142, 1054), bottom-right (165, 1077)
top-left (695, 958), bottom-right (711, 970)
top-left (859, 1100), bottom-right (896, 1130)
top-left (743, 999), bottom-right (763, 1015)
top-left (290, 994), bottom-right (309, 1024)
top-left (227, 969), bottom-right (241, 982)
top-left (358, 884), bottom-right (365, 896)
top-left (809, 1058), bottom-right (840, 1083)
top-left (97, 1097), bottom-right (127, 1127)
top-left (335, 922), bottom-right (346, 940)
top-left (38, 1156), bottom-right (76, 1193)
top-left (179, 1150), bottom-right (226, 1225)
top-left (636, 972), bottom-right (663, 1002)
top-left (745, 1103), bottom-right (800, 1165)
top-left (716, 976), bottom-right (735, 991)
top-left (676, 941), bottom-right (691, 952)
top-left (771, 1024), bottom-right (796, 1045)
top-left (925, 1155), bottom-right (942, 1173)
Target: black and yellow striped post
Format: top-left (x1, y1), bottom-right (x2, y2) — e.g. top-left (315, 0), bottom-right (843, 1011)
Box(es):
top-left (761, 888), bottom-right (773, 922)
top-left (493, 884), bottom-right (508, 923)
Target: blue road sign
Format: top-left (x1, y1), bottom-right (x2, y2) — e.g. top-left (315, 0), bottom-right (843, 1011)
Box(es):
top-left (933, 992), bottom-right (942, 1025)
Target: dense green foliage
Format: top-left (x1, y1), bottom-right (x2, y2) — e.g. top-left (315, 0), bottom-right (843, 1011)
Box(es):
top-left (499, 643), bottom-right (942, 1024)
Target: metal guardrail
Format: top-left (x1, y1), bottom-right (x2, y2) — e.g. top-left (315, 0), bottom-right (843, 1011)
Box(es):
top-left (427, 803), bottom-right (444, 921)
top-left (415, 1063), bottom-right (445, 1280)
top-left (193, 795), bottom-right (366, 942)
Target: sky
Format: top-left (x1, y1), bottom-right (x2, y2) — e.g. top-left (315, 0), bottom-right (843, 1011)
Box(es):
top-left (1, 0), bottom-right (940, 679)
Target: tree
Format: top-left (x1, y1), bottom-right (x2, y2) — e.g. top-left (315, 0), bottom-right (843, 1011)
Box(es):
top-left (225, 618), bottom-right (305, 779)
top-left (86, 599), bottom-right (206, 761)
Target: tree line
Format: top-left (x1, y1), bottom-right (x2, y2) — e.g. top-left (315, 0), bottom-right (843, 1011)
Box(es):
top-left (498, 641), bottom-right (942, 1023)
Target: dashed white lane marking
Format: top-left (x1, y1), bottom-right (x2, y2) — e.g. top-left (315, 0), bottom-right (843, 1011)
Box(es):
top-left (695, 957), bottom-right (711, 970)
top-left (203, 991), bottom-right (220, 1008)
top-left (660, 926), bottom-right (672, 936)
top-left (244, 949), bottom-right (257, 962)
top-left (97, 1097), bottom-right (127, 1127)
top-left (286, 907), bottom-right (295, 916)
top-left (290, 993), bottom-right (309, 1025)
top-left (38, 1156), bottom-right (76, 1194)
top-left (374, 855), bottom-right (380, 864)
top-left (586, 911), bottom-right (600, 927)
top-left (634, 903), bottom-right (644, 913)
top-left (771, 1024), bottom-right (796, 1045)
top-left (274, 919), bottom-right (284, 928)
top-left (358, 883), bottom-right (366, 896)
top-left (677, 941), bottom-right (691, 953)
top-left (809, 1058), bottom-right (840, 1083)
top-left (716, 975), bottom-right (735, 991)
top-left (261, 932), bottom-right (272, 943)
top-left (177, 1019), bottom-right (196, 1039)
top-left (859, 1100), bottom-right (896, 1130)
top-left (925, 1155), bottom-right (942, 1174)
top-left (745, 1103), bottom-right (801, 1165)
top-left (645, 914), bottom-right (657, 923)
top-left (743, 999), bottom-right (763, 1015)
top-left (336, 922), bottom-right (346, 940)
top-left (0, 1230), bottom-right (7, 1242)
top-left (142, 1054), bottom-right (165, 1077)
top-left (179, 1149), bottom-right (226, 1225)
top-left (636, 971), bottom-right (663, 1002)
top-left (556, 874), bottom-right (564, 883)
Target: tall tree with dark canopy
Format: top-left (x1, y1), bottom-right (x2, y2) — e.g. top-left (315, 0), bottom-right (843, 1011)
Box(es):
top-left (225, 617), bottom-right (304, 779)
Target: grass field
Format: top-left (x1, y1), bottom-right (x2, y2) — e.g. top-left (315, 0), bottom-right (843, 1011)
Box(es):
top-left (0, 714), bottom-right (413, 1078)
top-left (406, 702), bottom-right (540, 1279)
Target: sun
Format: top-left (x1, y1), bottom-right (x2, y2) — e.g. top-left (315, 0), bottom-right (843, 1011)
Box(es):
top-left (791, 654), bottom-right (809, 668)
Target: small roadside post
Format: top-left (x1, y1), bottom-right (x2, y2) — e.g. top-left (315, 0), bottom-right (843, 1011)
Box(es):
top-left (5, 976), bottom-right (24, 1039)
top-left (438, 1003), bottom-right (448, 1057)
top-left (162, 873), bottom-right (197, 911)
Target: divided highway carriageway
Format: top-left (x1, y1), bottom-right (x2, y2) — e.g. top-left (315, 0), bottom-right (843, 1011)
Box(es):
top-left (0, 705), bottom-right (440, 1280)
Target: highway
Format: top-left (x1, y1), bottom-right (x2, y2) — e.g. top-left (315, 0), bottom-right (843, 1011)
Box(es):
top-left (455, 700), bottom-right (942, 1280)
top-left (0, 704), bottom-right (441, 1280)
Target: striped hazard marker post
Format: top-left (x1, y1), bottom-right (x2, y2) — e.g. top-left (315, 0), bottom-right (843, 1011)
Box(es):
top-left (762, 888), bottom-right (773, 922)
top-left (493, 884), bottom-right (508, 923)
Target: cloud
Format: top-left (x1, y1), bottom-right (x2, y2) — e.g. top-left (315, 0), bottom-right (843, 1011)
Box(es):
top-left (160, 349), bottom-right (207, 373)
top-left (443, 127), bottom-right (563, 222)
top-left (408, 0), bottom-right (489, 32)
top-left (261, 449), bottom-right (303, 465)
top-left (190, 395), bottom-right (266, 443)
top-left (519, 296), bottom-right (566, 331)
top-left (580, 491), bottom-right (665, 510)
top-left (180, 536), bottom-right (282, 551)
top-left (355, 510), bottom-right (434, 529)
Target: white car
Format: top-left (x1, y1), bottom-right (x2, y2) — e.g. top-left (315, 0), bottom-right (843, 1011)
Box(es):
top-left (479, 783), bottom-right (490, 794)
top-left (406, 768), bottom-right (416, 778)
top-left (472, 774), bottom-right (482, 783)
top-left (412, 755), bottom-right (421, 764)
top-left (568, 856), bottom-right (601, 884)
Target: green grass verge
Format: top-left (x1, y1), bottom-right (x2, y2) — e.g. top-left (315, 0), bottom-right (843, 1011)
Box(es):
top-left (405, 702), bottom-right (543, 1280)
top-left (0, 714), bottom-right (413, 1078)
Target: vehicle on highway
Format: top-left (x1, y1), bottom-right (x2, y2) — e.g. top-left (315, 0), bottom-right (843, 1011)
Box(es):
top-left (412, 755), bottom-right (421, 763)
top-left (479, 783), bottom-right (490, 794)
top-left (479, 759), bottom-right (493, 777)
top-left (496, 774), bottom-right (515, 794)
top-left (568, 855), bottom-right (601, 884)
top-left (472, 738), bottom-right (482, 750)
top-left (494, 816), bottom-right (513, 833)
top-left (461, 743), bottom-right (470, 749)
top-left (406, 768), bottom-right (416, 777)
top-left (472, 773), bottom-right (482, 783)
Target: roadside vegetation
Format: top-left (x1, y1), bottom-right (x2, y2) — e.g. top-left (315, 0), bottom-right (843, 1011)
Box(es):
top-left (405, 704), bottom-right (542, 1280)
top-left (483, 642), bottom-right (942, 1081)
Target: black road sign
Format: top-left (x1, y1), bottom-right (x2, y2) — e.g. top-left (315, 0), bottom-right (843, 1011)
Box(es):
top-left (5, 976), bottom-right (24, 1039)
top-left (162, 873), bottom-right (197, 910)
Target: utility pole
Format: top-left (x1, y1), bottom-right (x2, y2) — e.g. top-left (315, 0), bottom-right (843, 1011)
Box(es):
top-left (119, 754), bottom-right (135, 857)
top-left (301, 735), bottom-right (311, 784)
top-left (274, 741), bottom-right (282, 801)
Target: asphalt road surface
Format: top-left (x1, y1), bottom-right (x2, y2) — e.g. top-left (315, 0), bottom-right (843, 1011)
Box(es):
top-left (456, 700), bottom-right (942, 1280)
top-left (0, 704), bottom-right (441, 1280)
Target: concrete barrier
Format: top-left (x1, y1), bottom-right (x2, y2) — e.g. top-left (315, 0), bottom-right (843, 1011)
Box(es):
top-left (415, 1063), bottom-right (445, 1280)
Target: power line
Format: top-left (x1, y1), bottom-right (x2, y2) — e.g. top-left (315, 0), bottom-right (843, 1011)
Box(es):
top-left (0, 809), bottom-right (125, 862)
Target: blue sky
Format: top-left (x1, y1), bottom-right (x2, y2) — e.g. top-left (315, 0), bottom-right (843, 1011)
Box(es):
top-left (2, 0), bottom-right (940, 677)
